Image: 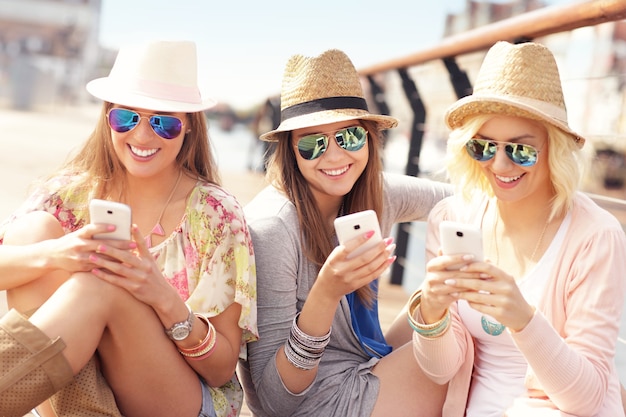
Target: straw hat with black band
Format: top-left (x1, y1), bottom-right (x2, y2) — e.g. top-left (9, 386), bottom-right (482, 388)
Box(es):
top-left (445, 41), bottom-right (585, 148)
top-left (260, 49), bottom-right (397, 142)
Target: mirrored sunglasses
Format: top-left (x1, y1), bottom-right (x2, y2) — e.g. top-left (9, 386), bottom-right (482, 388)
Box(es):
top-left (465, 138), bottom-right (540, 167)
top-left (107, 108), bottom-right (183, 140)
top-left (296, 126), bottom-right (368, 160)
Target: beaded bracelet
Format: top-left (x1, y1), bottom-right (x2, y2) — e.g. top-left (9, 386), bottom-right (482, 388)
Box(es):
top-left (178, 314), bottom-right (217, 361)
top-left (406, 290), bottom-right (450, 338)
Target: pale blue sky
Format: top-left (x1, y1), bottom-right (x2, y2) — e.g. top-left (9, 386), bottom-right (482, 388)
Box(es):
top-left (98, 0), bottom-right (569, 109)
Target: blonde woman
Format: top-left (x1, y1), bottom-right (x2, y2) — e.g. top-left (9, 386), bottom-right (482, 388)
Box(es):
top-left (410, 41), bottom-right (626, 416)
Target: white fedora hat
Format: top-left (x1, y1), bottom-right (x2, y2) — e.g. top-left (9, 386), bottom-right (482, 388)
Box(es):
top-left (86, 40), bottom-right (216, 112)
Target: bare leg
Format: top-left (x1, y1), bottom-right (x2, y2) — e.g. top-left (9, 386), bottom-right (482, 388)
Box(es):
top-left (3, 211), bottom-right (71, 312)
top-left (371, 342), bottom-right (447, 417)
top-left (30, 274), bottom-right (204, 417)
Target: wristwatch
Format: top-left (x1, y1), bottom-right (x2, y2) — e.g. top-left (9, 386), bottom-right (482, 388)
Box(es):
top-left (165, 304), bottom-right (194, 341)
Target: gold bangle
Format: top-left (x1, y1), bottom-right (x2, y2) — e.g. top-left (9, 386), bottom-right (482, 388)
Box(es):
top-left (407, 290), bottom-right (450, 338)
top-left (178, 314), bottom-right (216, 355)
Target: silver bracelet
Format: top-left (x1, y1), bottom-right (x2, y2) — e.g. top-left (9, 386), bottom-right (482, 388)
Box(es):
top-left (284, 339), bottom-right (322, 370)
top-left (290, 313), bottom-right (331, 349)
top-left (283, 313), bottom-right (331, 370)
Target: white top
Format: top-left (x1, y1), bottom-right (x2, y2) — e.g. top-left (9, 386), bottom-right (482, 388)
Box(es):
top-left (458, 212), bottom-right (571, 417)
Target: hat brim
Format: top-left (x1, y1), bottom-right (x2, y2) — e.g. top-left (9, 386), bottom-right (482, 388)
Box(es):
top-left (446, 95), bottom-right (585, 148)
top-left (260, 109), bottom-right (398, 141)
top-left (86, 78), bottom-right (217, 113)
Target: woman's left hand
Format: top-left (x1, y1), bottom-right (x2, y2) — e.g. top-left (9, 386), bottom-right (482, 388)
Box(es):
top-left (445, 261), bottom-right (535, 332)
top-left (88, 224), bottom-right (173, 307)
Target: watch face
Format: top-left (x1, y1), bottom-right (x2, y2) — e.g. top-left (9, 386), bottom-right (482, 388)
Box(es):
top-left (171, 325), bottom-right (191, 341)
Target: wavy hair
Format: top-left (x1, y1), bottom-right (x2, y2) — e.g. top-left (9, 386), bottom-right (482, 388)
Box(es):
top-left (265, 120), bottom-right (385, 305)
top-left (445, 114), bottom-right (583, 221)
top-left (48, 102), bottom-right (220, 222)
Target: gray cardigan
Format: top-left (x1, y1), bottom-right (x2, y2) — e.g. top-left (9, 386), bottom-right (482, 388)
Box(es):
top-left (238, 173), bottom-right (450, 417)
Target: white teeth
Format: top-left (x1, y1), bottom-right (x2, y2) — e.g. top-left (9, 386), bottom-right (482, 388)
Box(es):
top-left (130, 145), bottom-right (158, 157)
top-left (496, 174), bottom-right (522, 183)
top-left (322, 166), bottom-right (349, 176)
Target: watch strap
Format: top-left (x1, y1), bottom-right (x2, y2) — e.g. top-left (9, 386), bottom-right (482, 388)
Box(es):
top-left (165, 303), bottom-right (194, 340)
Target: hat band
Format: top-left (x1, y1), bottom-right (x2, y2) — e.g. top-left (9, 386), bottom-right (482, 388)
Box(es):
top-left (281, 96), bottom-right (368, 122)
top-left (119, 77), bottom-right (203, 105)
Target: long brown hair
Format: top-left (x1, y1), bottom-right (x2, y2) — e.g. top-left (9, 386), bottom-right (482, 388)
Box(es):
top-left (50, 102), bottom-right (220, 222)
top-left (266, 120), bottom-right (384, 305)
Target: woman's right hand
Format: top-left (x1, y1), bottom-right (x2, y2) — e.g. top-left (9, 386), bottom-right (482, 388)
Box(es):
top-left (420, 252), bottom-right (481, 323)
top-left (314, 232), bottom-right (396, 302)
top-left (46, 223), bottom-right (135, 273)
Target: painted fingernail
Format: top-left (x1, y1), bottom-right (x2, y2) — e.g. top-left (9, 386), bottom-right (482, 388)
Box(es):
top-left (97, 245), bottom-right (106, 253)
top-left (365, 230), bottom-right (375, 239)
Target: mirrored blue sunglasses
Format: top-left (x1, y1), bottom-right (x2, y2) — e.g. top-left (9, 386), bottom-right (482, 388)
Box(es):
top-left (465, 138), bottom-right (540, 167)
top-left (107, 108), bottom-right (183, 140)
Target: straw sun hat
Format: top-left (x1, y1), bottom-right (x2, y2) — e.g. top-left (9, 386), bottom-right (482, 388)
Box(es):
top-left (86, 40), bottom-right (216, 113)
top-left (260, 49), bottom-right (398, 142)
top-left (445, 41), bottom-right (585, 148)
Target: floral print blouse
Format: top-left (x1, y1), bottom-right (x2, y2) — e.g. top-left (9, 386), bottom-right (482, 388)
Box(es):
top-left (0, 176), bottom-right (258, 417)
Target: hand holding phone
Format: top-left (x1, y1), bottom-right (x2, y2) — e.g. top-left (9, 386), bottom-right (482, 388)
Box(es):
top-left (89, 199), bottom-right (132, 240)
top-left (334, 210), bottom-right (383, 259)
top-left (439, 221), bottom-right (483, 269)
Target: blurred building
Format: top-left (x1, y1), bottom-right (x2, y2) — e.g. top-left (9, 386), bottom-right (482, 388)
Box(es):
top-left (0, 0), bottom-right (108, 110)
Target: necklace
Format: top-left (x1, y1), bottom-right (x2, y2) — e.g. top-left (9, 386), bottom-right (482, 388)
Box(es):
top-left (489, 204), bottom-right (550, 264)
top-left (529, 216), bottom-right (550, 263)
top-left (144, 170), bottom-right (183, 248)
top-left (481, 203), bottom-right (550, 336)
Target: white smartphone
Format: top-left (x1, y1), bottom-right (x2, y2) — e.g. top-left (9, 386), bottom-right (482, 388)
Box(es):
top-left (439, 220), bottom-right (483, 269)
top-left (89, 199), bottom-right (132, 240)
top-left (334, 210), bottom-right (383, 259)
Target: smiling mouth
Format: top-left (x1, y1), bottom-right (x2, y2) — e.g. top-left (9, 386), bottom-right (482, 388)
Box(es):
top-left (129, 145), bottom-right (158, 157)
top-left (495, 174), bottom-right (523, 183)
top-left (321, 165), bottom-right (350, 176)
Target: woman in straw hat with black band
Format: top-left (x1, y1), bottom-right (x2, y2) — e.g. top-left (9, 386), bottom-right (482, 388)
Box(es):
top-left (410, 41), bottom-right (626, 416)
top-left (238, 49), bottom-right (451, 416)
top-left (0, 40), bottom-right (257, 417)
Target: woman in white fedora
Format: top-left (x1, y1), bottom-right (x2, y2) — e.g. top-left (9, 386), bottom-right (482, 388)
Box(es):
top-left (238, 49), bottom-right (451, 416)
top-left (410, 41), bottom-right (626, 416)
top-left (0, 40), bottom-right (257, 417)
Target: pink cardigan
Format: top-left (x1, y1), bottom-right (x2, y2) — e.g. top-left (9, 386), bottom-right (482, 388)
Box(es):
top-left (413, 193), bottom-right (626, 416)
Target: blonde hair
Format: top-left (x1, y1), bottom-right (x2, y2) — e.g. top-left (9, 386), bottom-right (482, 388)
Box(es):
top-left (266, 120), bottom-right (384, 306)
top-left (446, 114), bottom-right (583, 221)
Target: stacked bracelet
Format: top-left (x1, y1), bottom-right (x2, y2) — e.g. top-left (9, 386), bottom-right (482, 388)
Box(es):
top-left (283, 313), bottom-right (331, 370)
top-left (407, 290), bottom-right (450, 338)
top-left (178, 314), bottom-right (217, 361)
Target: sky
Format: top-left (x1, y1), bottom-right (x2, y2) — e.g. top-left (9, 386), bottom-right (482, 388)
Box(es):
top-left (98, 0), bottom-right (569, 110)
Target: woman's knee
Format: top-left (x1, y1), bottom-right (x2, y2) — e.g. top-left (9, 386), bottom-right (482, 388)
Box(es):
top-left (3, 211), bottom-right (64, 245)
